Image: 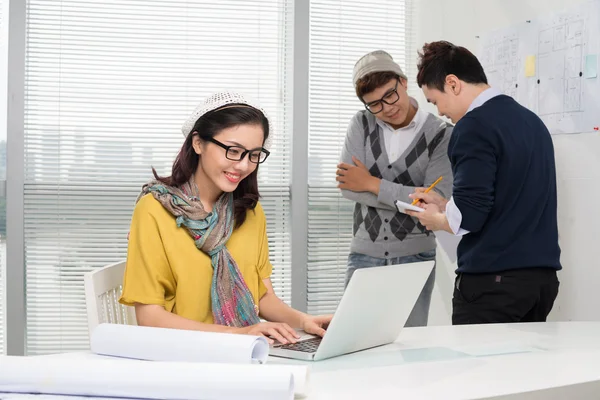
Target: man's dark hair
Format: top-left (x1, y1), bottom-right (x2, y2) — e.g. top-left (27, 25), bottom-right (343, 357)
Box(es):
top-left (355, 71), bottom-right (401, 99)
top-left (416, 41), bottom-right (487, 91)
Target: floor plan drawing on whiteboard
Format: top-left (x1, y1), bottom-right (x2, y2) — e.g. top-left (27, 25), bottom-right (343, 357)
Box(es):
top-left (478, 0), bottom-right (600, 134)
top-left (536, 14), bottom-right (585, 118)
top-left (479, 33), bottom-right (520, 100)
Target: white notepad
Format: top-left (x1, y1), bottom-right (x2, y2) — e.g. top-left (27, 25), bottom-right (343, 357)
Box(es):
top-left (395, 200), bottom-right (425, 214)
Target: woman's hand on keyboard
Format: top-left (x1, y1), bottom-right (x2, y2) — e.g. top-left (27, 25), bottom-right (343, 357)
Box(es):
top-left (301, 314), bottom-right (333, 337)
top-left (237, 322), bottom-right (300, 345)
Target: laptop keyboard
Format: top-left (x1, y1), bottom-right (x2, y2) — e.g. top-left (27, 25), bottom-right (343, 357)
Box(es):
top-left (274, 337), bottom-right (322, 353)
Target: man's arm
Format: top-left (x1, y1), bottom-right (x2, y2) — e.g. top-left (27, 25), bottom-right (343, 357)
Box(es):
top-left (407, 121), bottom-right (495, 233)
top-left (338, 113), bottom-right (396, 211)
top-left (377, 125), bottom-right (454, 207)
top-left (449, 118), bottom-right (496, 233)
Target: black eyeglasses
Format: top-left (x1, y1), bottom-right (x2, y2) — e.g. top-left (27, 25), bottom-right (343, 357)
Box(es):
top-left (364, 80), bottom-right (400, 114)
top-left (202, 136), bottom-right (270, 164)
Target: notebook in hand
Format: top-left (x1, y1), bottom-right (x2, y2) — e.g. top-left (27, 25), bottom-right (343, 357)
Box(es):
top-left (395, 199), bottom-right (424, 214)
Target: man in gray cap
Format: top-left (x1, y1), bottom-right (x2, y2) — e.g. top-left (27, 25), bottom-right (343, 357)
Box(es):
top-left (336, 50), bottom-right (454, 326)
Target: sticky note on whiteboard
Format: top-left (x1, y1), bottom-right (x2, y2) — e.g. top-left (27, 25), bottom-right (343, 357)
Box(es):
top-left (525, 55), bottom-right (536, 77)
top-left (585, 54), bottom-right (597, 78)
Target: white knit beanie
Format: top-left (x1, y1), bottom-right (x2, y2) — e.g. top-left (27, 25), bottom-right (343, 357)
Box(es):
top-left (181, 91), bottom-right (272, 150)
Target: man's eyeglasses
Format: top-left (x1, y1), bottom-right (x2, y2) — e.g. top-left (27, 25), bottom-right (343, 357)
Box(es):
top-left (202, 136), bottom-right (270, 164)
top-left (364, 80), bottom-right (400, 114)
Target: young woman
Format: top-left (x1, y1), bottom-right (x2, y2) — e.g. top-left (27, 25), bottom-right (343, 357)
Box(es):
top-left (120, 91), bottom-right (331, 344)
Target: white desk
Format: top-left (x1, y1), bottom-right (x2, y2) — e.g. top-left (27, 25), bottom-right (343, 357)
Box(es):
top-left (12, 321), bottom-right (600, 400)
top-left (268, 321), bottom-right (600, 399)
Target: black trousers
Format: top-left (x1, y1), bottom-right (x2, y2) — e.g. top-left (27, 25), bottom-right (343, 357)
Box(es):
top-left (452, 267), bottom-right (560, 325)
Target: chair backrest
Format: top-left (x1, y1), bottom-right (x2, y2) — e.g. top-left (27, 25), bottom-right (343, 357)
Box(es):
top-left (84, 260), bottom-right (137, 335)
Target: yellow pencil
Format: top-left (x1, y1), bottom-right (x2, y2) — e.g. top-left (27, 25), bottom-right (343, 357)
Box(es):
top-left (411, 176), bottom-right (443, 205)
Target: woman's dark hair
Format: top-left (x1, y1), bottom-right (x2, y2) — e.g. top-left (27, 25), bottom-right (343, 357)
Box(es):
top-left (153, 104), bottom-right (269, 228)
top-left (416, 41), bottom-right (488, 91)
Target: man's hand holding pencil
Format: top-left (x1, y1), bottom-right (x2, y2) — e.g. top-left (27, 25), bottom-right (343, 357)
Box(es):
top-left (406, 176), bottom-right (452, 232)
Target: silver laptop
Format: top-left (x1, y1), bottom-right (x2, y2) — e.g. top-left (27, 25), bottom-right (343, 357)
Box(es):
top-left (269, 261), bottom-right (434, 361)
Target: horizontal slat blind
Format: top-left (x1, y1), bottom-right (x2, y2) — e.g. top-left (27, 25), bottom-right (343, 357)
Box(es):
top-left (0, 0), bottom-right (8, 355)
top-left (24, 0), bottom-right (292, 355)
top-left (307, 0), bottom-right (415, 314)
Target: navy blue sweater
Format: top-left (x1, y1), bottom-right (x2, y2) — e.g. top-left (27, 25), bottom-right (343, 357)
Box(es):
top-left (449, 95), bottom-right (561, 274)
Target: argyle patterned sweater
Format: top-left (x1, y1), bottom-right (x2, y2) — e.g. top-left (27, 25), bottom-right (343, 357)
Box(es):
top-left (340, 110), bottom-right (454, 259)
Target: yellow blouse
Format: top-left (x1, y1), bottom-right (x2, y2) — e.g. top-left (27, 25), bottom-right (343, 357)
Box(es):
top-left (119, 193), bottom-right (273, 323)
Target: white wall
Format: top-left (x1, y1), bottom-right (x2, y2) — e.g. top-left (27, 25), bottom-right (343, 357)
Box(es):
top-left (419, 0), bottom-right (600, 324)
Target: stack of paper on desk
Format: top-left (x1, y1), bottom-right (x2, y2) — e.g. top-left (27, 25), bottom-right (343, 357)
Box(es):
top-left (89, 324), bottom-right (310, 396)
top-left (0, 323), bottom-right (311, 400)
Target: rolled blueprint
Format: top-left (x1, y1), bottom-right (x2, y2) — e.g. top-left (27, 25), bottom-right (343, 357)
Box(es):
top-left (0, 355), bottom-right (294, 400)
top-left (90, 323), bottom-right (269, 364)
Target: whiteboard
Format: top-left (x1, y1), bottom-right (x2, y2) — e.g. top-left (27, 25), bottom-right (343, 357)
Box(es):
top-left (478, 0), bottom-right (600, 134)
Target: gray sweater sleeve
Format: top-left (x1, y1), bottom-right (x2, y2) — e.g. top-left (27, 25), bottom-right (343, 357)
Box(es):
top-left (339, 114), bottom-right (397, 211)
top-left (377, 125), bottom-right (454, 207)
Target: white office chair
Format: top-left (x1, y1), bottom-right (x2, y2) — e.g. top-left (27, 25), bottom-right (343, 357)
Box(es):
top-left (84, 260), bottom-right (137, 335)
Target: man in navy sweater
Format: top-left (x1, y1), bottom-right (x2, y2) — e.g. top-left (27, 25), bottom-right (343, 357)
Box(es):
top-left (407, 41), bottom-right (561, 325)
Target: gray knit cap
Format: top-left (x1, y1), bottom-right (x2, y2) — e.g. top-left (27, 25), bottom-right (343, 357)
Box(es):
top-left (352, 50), bottom-right (407, 86)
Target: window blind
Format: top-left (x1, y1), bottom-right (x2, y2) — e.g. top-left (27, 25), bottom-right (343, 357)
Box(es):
top-left (0, 0), bottom-right (9, 355)
top-left (307, 0), bottom-right (417, 314)
top-left (24, 0), bottom-right (292, 355)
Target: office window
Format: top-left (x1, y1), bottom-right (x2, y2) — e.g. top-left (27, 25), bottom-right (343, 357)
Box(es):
top-left (0, 0), bottom-right (9, 355)
top-left (24, 0), bottom-right (292, 354)
top-left (307, 0), bottom-right (418, 314)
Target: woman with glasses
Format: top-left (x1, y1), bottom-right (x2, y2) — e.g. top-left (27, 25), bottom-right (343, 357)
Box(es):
top-left (120, 91), bottom-right (331, 345)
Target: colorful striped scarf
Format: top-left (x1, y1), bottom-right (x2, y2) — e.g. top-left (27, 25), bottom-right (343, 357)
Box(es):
top-left (136, 179), bottom-right (261, 327)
